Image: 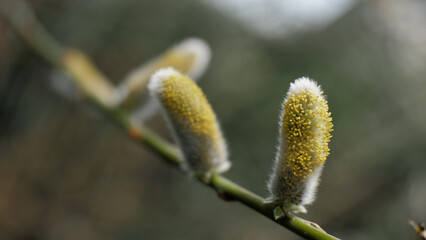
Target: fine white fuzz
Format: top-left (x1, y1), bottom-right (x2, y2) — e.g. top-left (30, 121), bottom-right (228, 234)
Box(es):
top-left (267, 77), bottom-right (333, 213)
top-left (148, 68), bottom-right (230, 175)
top-left (115, 38), bottom-right (211, 110)
top-left (174, 38), bottom-right (211, 80)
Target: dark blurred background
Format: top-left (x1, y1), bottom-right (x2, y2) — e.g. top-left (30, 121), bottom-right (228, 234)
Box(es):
top-left (1, 0), bottom-right (426, 239)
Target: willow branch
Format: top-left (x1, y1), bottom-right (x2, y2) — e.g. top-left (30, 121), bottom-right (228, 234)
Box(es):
top-left (0, 1), bottom-right (340, 239)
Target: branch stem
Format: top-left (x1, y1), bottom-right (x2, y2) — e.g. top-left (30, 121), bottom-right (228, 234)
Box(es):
top-left (1, 2), bottom-right (340, 239)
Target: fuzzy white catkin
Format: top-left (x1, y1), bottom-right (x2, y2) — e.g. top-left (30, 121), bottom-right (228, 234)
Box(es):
top-left (148, 68), bottom-right (230, 175)
top-left (267, 77), bottom-right (333, 213)
top-left (115, 38), bottom-right (211, 110)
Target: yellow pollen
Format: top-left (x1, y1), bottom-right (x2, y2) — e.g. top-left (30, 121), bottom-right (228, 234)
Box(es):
top-left (281, 90), bottom-right (333, 195)
top-left (159, 73), bottom-right (222, 161)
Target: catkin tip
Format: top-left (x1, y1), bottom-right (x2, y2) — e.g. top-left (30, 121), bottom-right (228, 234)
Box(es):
top-left (116, 38), bottom-right (211, 112)
top-left (174, 38), bottom-right (211, 80)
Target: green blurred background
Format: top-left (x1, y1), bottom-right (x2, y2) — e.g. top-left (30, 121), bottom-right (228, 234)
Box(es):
top-left (1, 0), bottom-right (426, 239)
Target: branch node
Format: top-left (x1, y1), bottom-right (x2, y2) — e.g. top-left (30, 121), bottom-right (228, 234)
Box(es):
top-left (216, 190), bottom-right (236, 202)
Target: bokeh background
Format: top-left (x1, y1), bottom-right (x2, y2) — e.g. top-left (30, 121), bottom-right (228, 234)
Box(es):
top-left (1, 0), bottom-right (426, 239)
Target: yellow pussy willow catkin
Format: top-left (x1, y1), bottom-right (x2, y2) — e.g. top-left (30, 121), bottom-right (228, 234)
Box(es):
top-left (267, 77), bottom-right (333, 213)
top-left (148, 68), bottom-right (230, 175)
top-left (116, 38), bottom-right (210, 109)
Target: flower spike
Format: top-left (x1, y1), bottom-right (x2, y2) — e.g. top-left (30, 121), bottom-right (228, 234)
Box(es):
top-left (267, 77), bottom-right (333, 214)
top-left (116, 38), bottom-right (211, 109)
top-left (148, 68), bottom-right (230, 176)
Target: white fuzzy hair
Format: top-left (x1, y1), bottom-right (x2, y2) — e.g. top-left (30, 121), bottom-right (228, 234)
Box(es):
top-left (175, 38), bottom-right (211, 80)
top-left (287, 77), bottom-right (323, 97)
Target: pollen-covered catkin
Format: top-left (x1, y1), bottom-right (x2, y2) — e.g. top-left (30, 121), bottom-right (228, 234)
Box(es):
top-left (148, 68), bottom-right (230, 175)
top-left (267, 77), bottom-right (333, 213)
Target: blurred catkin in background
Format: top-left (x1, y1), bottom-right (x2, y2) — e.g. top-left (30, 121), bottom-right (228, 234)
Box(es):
top-left (1, 0), bottom-right (426, 239)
